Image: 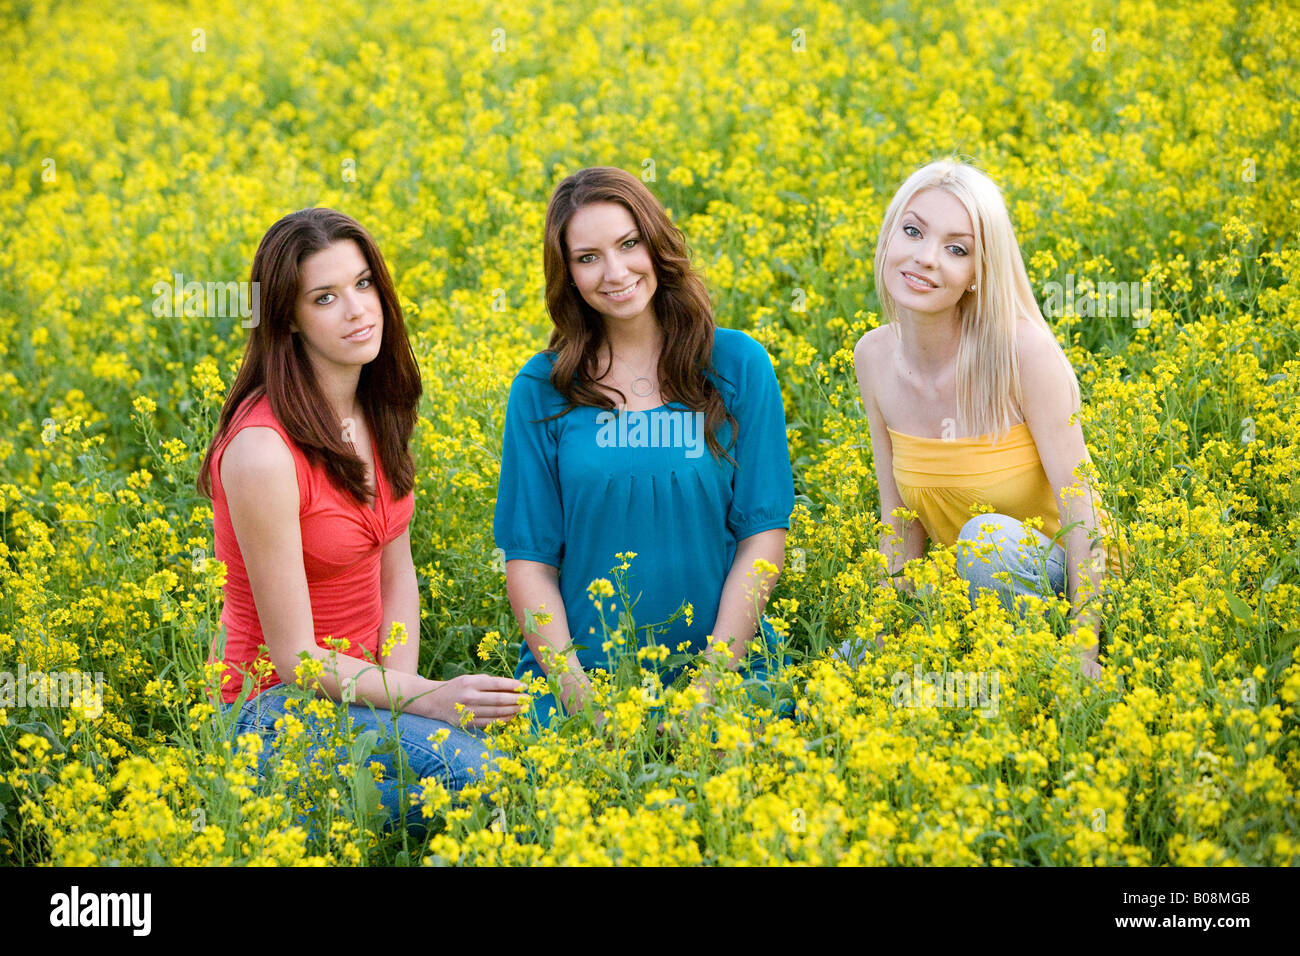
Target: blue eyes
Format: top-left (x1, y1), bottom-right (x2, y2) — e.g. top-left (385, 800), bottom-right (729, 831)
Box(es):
top-left (903, 223), bottom-right (967, 256)
top-left (315, 277), bottom-right (372, 305)
top-left (577, 238), bottom-right (640, 264)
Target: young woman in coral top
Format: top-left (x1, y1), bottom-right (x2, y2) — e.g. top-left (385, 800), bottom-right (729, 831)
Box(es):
top-left (197, 208), bottom-right (524, 828)
top-left (852, 160), bottom-right (1121, 678)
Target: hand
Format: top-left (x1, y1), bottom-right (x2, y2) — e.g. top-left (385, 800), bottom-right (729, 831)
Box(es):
top-left (655, 719), bottom-right (683, 743)
top-left (426, 674), bottom-right (527, 728)
top-left (1069, 623), bottom-right (1102, 681)
top-left (559, 670), bottom-right (595, 716)
top-left (1076, 645), bottom-right (1102, 680)
top-left (687, 676), bottom-right (715, 709)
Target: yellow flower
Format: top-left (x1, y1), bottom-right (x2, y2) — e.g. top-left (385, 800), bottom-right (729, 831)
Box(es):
top-left (477, 629), bottom-right (503, 661)
top-left (381, 621), bottom-right (409, 660)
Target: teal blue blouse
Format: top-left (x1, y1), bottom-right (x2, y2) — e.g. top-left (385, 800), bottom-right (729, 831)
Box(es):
top-left (493, 327), bottom-right (795, 721)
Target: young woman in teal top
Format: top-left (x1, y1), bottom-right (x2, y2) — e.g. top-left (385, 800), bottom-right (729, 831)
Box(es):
top-left (494, 166), bottom-right (795, 727)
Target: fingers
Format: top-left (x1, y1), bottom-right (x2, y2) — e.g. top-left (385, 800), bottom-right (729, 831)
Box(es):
top-left (450, 690), bottom-right (531, 727)
top-left (436, 674), bottom-right (532, 726)
top-left (465, 674), bottom-right (528, 693)
top-left (458, 702), bottom-right (524, 718)
top-left (466, 690), bottom-right (530, 710)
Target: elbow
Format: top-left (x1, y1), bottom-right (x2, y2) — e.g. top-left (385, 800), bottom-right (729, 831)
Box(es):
top-left (269, 641), bottom-right (326, 692)
top-left (740, 529), bottom-right (785, 578)
top-left (504, 559), bottom-right (559, 606)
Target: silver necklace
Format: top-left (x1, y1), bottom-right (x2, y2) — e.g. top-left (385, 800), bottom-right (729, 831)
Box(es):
top-left (611, 352), bottom-right (658, 398)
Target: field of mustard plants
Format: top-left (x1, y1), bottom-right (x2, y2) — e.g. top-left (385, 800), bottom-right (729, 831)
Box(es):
top-left (2, 0), bottom-right (1299, 866)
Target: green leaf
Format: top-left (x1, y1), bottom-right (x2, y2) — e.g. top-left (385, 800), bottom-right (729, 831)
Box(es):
top-left (14, 722), bottom-right (65, 755)
top-left (1225, 592), bottom-right (1254, 624)
top-left (350, 765), bottom-right (381, 819)
top-left (349, 729), bottom-right (381, 764)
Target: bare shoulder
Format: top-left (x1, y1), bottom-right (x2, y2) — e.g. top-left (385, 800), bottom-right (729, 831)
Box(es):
top-left (1016, 319), bottom-right (1080, 415)
top-left (1014, 318), bottom-right (1065, 368)
top-left (853, 325), bottom-right (896, 384)
top-left (220, 426), bottom-right (297, 497)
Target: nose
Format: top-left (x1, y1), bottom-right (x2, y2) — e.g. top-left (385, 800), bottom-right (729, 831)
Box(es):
top-left (342, 285), bottom-right (369, 319)
top-left (913, 240), bottom-right (939, 268)
top-left (604, 254), bottom-right (631, 286)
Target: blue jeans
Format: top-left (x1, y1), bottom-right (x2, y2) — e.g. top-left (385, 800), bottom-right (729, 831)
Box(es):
top-left (953, 513), bottom-right (1066, 611)
top-left (519, 622), bottom-right (795, 730)
top-left (836, 514), bottom-right (1067, 665)
top-left (219, 683), bottom-right (499, 835)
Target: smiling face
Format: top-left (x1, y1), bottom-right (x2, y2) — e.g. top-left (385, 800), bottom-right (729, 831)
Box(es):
top-left (290, 239), bottom-right (383, 377)
top-left (564, 201), bottom-right (659, 326)
top-left (882, 187), bottom-right (977, 320)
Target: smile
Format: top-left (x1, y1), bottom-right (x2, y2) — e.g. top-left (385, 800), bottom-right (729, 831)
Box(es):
top-left (901, 271), bottom-right (938, 290)
top-left (343, 325), bottom-right (375, 342)
top-left (602, 278), bottom-right (641, 301)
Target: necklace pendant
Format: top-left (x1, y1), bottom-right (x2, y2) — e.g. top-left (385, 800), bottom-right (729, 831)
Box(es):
top-left (631, 376), bottom-right (654, 397)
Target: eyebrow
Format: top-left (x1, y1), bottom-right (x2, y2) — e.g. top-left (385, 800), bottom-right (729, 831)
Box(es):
top-left (305, 268), bottom-right (372, 295)
top-left (570, 230), bottom-right (639, 255)
top-left (906, 212), bottom-right (973, 240)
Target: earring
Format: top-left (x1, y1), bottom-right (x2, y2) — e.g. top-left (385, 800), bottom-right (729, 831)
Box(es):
top-left (968, 284), bottom-right (977, 291)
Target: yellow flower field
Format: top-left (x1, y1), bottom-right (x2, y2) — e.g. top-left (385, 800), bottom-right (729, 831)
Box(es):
top-left (1, 0), bottom-right (1298, 865)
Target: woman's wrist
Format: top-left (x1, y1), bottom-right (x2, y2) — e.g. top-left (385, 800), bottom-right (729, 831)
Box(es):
top-left (558, 668), bottom-right (591, 710)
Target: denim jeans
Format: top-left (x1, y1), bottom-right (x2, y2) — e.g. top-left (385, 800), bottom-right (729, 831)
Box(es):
top-left (953, 513), bottom-right (1067, 611)
top-left (518, 625), bottom-right (795, 730)
top-left (219, 683), bottom-right (499, 836)
top-left (836, 514), bottom-right (1067, 665)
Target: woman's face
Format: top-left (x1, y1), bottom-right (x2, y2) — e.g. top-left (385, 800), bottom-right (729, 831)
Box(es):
top-left (564, 202), bottom-right (658, 326)
top-left (291, 239), bottom-right (384, 377)
top-left (882, 187), bottom-right (977, 319)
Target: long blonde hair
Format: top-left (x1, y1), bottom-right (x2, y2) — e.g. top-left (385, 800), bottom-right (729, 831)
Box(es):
top-left (874, 159), bottom-right (1080, 440)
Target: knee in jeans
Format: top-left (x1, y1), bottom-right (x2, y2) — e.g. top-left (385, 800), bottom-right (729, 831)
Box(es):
top-left (957, 513), bottom-right (1019, 543)
top-left (956, 514), bottom-right (1018, 576)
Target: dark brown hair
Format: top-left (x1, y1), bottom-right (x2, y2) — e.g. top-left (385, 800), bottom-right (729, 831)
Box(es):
top-left (196, 208), bottom-right (421, 504)
top-left (541, 166), bottom-right (737, 464)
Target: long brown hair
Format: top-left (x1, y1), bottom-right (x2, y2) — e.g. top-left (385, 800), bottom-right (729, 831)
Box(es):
top-left (196, 208), bottom-right (421, 504)
top-left (541, 166), bottom-right (737, 464)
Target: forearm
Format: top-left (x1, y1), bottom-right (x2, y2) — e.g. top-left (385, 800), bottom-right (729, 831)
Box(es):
top-left (705, 530), bottom-right (784, 669)
top-left (879, 511), bottom-right (923, 592)
top-left (278, 644), bottom-right (443, 719)
top-left (505, 562), bottom-right (587, 709)
top-left (1061, 494), bottom-right (1105, 636)
top-left (379, 564), bottom-right (421, 673)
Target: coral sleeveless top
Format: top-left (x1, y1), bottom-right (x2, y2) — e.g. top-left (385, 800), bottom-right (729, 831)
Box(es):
top-left (208, 392), bottom-right (414, 704)
top-left (888, 422), bottom-right (1124, 575)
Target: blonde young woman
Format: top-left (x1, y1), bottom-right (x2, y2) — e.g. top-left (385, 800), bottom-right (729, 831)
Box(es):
top-left (851, 160), bottom-right (1121, 678)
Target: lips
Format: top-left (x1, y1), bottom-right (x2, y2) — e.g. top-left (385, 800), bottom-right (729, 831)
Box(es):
top-left (343, 325), bottom-right (375, 342)
top-left (901, 271), bottom-right (938, 290)
top-left (602, 278), bottom-right (640, 301)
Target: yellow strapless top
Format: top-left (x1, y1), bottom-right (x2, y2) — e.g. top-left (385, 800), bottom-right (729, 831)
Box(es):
top-left (887, 422), bottom-right (1124, 575)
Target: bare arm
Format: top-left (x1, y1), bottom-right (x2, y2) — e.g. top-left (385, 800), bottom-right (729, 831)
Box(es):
top-left (703, 528), bottom-right (785, 666)
top-left (222, 427), bottom-right (523, 725)
top-left (1017, 326), bottom-right (1106, 675)
top-left (855, 330), bottom-right (926, 588)
top-left (504, 558), bottom-right (591, 713)
top-left (378, 526), bottom-right (420, 674)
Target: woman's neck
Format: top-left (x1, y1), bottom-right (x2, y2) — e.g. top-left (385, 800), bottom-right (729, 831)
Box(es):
top-left (314, 365), bottom-right (363, 423)
top-left (895, 307), bottom-right (961, 377)
top-left (600, 312), bottom-right (664, 365)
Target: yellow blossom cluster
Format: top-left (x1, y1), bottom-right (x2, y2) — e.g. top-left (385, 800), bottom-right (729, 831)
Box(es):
top-left (1, 0), bottom-right (1297, 866)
